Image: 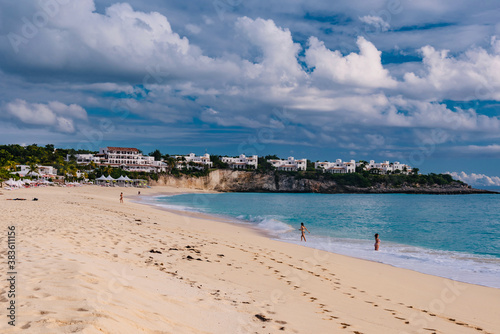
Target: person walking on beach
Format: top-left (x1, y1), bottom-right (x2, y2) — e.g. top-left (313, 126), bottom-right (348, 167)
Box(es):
top-left (300, 222), bottom-right (310, 242)
top-left (120, 192), bottom-right (123, 203)
top-left (374, 233), bottom-right (380, 251)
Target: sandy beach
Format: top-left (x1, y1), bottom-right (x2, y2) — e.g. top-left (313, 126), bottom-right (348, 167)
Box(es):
top-left (1, 185), bottom-right (499, 334)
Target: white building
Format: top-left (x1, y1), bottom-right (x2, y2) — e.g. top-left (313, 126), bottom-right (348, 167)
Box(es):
top-left (268, 157), bottom-right (307, 171)
top-left (392, 161), bottom-right (412, 174)
top-left (358, 160), bottom-right (412, 174)
top-left (66, 154), bottom-right (101, 165)
top-left (16, 165), bottom-right (58, 179)
top-left (175, 153), bottom-right (213, 169)
top-left (315, 159), bottom-right (356, 174)
top-left (95, 147), bottom-right (166, 172)
top-left (222, 154), bottom-right (258, 169)
top-left (66, 170), bottom-right (87, 179)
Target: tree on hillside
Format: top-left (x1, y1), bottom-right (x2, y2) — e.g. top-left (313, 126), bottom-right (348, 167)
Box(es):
top-left (0, 168), bottom-right (11, 187)
top-left (27, 162), bottom-right (39, 178)
top-left (356, 160), bottom-right (368, 173)
top-left (4, 160), bottom-right (18, 172)
top-left (149, 149), bottom-right (162, 161)
top-left (211, 155), bottom-right (228, 169)
top-left (306, 160), bottom-right (315, 171)
top-left (166, 157), bottom-right (177, 171)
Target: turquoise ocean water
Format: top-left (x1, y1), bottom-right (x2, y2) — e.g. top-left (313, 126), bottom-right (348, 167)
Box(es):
top-left (142, 193), bottom-right (500, 288)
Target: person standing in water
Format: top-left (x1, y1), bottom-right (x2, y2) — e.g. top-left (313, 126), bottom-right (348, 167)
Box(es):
top-left (374, 233), bottom-right (380, 251)
top-left (300, 223), bottom-right (310, 242)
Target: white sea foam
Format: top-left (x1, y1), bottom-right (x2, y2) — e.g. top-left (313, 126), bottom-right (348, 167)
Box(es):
top-left (143, 195), bottom-right (500, 289)
top-left (278, 234), bottom-right (500, 289)
top-left (136, 195), bottom-right (205, 213)
top-left (236, 215), bottom-right (294, 236)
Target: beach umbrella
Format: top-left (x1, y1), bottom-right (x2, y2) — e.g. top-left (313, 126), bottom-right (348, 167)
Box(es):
top-left (5, 179), bottom-right (16, 186)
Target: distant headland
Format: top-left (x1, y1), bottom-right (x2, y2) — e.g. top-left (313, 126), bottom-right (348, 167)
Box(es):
top-left (0, 144), bottom-right (496, 194)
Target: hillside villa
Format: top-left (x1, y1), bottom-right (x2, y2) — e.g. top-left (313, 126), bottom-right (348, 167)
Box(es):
top-left (175, 153), bottom-right (213, 169)
top-left (315, 159), bottom-right (356, 174)
top-left (359, 160), bottom-right (413, 174)
top-left (268, 157), bottom-right (307, 171)
top-left (222, 154), bottom-right (258, 169)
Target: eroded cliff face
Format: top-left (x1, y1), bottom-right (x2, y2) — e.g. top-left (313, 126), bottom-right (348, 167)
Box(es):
top-left (150, 170), bottom-right (493, 194)
top-left (151, 169), bottom-right (336, 192)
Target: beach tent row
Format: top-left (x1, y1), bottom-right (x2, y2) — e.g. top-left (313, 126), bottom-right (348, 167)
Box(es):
top-left (95, 175), bottom-right (146, 187)
top-left (96, 175), bottom-right (132, 181)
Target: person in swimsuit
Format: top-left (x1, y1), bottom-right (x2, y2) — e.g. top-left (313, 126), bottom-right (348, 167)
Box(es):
top-left (120, 192), bottom-right (123, 203)
top-left (374, 233), bottom-right (380, 251)
top-left (300, 222), bottom-right (310, 242)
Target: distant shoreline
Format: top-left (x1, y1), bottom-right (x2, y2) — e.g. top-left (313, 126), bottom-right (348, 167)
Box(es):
top-left (151, 169), bottom-right (500, 195)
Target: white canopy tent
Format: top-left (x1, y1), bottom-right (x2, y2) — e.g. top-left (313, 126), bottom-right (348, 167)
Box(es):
top-left (95, 175), bottom-right (112, 186)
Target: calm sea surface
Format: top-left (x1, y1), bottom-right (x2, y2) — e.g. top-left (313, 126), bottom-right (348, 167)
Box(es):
top-left (143, 193), bottom-right (500, 288)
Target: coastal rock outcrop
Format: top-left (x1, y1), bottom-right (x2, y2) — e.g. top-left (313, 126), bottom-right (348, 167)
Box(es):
top-left (151, 170), bottom-right (495, 194)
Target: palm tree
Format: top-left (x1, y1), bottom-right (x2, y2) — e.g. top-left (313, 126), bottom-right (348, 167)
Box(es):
top-left (88, 161), bottom-right (97, 170)
top-left (69, 166), bottom-right (78, 178)
top-left (26, 162), bottom-right (39, 178)
top-left (166, 157), bottom-right (176, 171)
top-left (4, 161), bottom-right (18, 172)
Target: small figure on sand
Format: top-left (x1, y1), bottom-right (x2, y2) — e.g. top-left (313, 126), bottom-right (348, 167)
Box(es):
top-left (374, 233), bottom-right (380, 251)
top-left (300, 222), bottom-right (310, 242)
top-left (138, 191), bottom-right (141, 195)
top-left (120, 192), bottom-right (123, 203)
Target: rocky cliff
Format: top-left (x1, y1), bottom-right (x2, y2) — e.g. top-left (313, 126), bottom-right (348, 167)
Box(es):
top-left (151, 170), bottom-right (496, 194)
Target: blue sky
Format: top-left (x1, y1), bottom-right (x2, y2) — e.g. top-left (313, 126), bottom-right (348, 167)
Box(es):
top-left (0, 0), bottom-right (499, 186)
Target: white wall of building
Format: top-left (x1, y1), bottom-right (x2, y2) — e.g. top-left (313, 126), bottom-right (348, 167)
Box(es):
top-left (268, 157), bottom-right (307, 171)
top-left (222, 154), bottom-right (258, 169)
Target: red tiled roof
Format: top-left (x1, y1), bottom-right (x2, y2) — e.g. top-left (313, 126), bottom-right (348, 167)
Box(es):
top-left (106, 147), bottom-right (139, 152)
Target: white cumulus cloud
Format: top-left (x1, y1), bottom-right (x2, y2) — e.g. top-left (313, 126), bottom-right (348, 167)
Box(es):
top-left (2, 99), bottom-right (87, 133)
top-left (402, 37), bottom-right (500, 100)
top-left (359, 15), bottom-right (390, 32)
top-left (447, 171), bottom-right (500, 187)
top-left (305, 36), bottom-right (397, 88)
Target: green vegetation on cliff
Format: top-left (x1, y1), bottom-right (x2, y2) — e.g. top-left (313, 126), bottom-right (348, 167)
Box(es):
top-left (288, 170), bottom-right (461, 188)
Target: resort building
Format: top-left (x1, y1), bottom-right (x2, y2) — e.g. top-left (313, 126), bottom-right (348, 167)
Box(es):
top-left (358, 160), bottom-right (412, 174)
top-left (98, 147), bottom-right (168, 173)
top-left (315, 159), bottom-right (356, 174)
top-left (66, 153), bottom-right (101, 165)
top-left (67, 147), bottom-right (167, 173)
top-left (175, 153), bottom-right (213, 169)
top-left (268, 157), bottom-right (307, 171)
top-left (221, 154), bottom-right (258, 169)
top-left (15, 165), bottom-right (58, 179)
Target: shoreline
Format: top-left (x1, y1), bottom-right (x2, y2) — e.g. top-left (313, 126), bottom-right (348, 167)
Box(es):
top-left (151, 169), bottom-right (499, 195)
top-left (138, 192), bottom-right (500, 290)
top-left (1, 185), bottom-right (499, 333)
